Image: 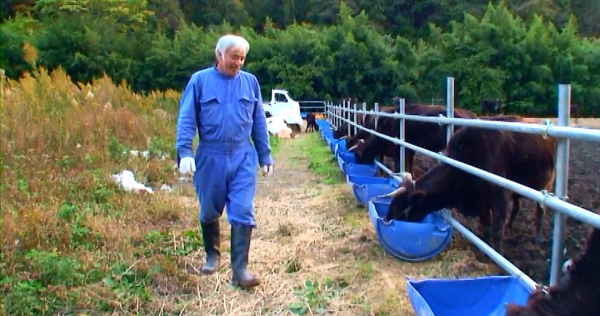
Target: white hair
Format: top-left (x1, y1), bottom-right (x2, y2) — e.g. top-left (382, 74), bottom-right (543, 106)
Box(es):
top-left (215, 34), bottom-right (250, 60)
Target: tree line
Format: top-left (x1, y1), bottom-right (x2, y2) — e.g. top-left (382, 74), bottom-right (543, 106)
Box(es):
top-left (1, 0), bottom-right (599, 116)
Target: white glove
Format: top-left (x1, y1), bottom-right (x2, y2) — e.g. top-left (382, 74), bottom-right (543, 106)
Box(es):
top-left (262, 165), bottom-right (273, 177)
top-left (179, 157), bottom-right (196, 175)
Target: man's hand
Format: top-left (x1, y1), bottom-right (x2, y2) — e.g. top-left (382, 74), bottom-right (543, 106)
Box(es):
top-left (262, 165), bottom-right (274, 177)
top-left (179, 157), bottom-right (196, 175)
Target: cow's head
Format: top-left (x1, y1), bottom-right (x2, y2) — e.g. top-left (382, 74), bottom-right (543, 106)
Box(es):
top-left (333, 123), bottom-right (349, 139)
top-left (346, 137), bottom-right (364, 151)
top-left (351, 134), bottom-right (386, 165)
top-left (378, 172), bottom-right (428, 224)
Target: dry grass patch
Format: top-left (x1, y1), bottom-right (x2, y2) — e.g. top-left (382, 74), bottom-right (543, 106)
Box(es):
top-left (1, 62), bottom-right (195, 315)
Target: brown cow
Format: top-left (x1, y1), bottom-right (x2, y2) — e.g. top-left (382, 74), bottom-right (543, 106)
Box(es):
top-left (379, 116), bottom-right (557, 256)
top-left (504, 226), bottom-right (600, 316)
top-left (333, 104), bottom-right (397, 140)
top-left (348, 105), bottom-right (477, 176)
top-left (343, 105), bottom-right (398, 149)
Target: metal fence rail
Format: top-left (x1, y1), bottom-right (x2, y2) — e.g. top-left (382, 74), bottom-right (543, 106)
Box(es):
top-left (299, 101), bottom-right (327, 113)
top-left (322, 77), bottom-right (600, 290)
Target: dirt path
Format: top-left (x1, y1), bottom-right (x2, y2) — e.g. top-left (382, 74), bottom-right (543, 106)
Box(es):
top-left (170, 132), bottom-right (496, 316)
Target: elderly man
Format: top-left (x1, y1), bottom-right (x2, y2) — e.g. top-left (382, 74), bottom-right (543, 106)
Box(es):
top-left (175, 34), bottom-right (274, 289)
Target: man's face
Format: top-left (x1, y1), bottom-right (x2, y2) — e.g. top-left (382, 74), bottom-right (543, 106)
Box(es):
top-left (219, 46), bottom-right (246, 76)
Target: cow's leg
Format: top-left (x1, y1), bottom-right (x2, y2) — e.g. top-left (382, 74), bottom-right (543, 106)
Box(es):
top-left (478, 210), bottom-right (492, 247)
top-left (490, 191), bottom-right (510, 256)
top-left (477, 209), bottom-right (493, 262)
top-left (507, 194), bottom-right (520, 229)
top-left (377, 154), bottom-right (386, 177)
top-left (534, 203), bottom-right (545, 245)
top-left (405, 150), bottom-right (415, 175)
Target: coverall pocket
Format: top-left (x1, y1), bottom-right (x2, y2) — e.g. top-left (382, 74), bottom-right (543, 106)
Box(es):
top-left (238, 96), bottom-right (255, 122)
top-left (200, 96), bottom-right (221, 126)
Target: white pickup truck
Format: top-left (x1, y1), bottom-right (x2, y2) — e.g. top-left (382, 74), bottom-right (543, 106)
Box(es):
top-left (262, 89), bottom-right (304, 136)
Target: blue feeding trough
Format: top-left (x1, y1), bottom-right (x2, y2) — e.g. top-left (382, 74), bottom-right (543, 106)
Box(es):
top-left (329, 138), bottom-right (345, 154)
top-left (337, 152), bottom-right (379, 177)
top-left (319, 125), bottom-right (332, 133)
top-left (347, 175), bottom-right (401, 206)
top-left (334, 139), bottom-right (347, 155)
top-left (406, 275), bottom-right (532, 316)
top-left (316, 119), bottom-right (330, 129)
top-left (322, 132), bottom-right (333, 144)
top-left (341, 162), bottom-right (379, 177)
top-left (336, 151), bottom-right (357, 170)
top-left (368, 197), bottom-right (453, 262)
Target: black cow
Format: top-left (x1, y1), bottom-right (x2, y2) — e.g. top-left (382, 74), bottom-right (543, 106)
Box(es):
top-left (380, 116), bottom-right (557, 256)
top-left (348, 105), bottom-right (477, 176)
top-left (505, 226), bottom-right (600, 316)
top-left (305, 113), bottom-right (319, 132)
top-left (481, 98), bottom-right (505, 115)
top-left (571, 103), bottom-right (580, 124)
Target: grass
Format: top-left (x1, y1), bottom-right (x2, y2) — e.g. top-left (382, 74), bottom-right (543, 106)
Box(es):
top-left (269, 134), bottom-right (282, 156)
top-left (1, 60), bottom-right (191, 314)
top-left (288, 132), bottom-right (345, 185)
top-left (2, 55), bottom-right (497, 315)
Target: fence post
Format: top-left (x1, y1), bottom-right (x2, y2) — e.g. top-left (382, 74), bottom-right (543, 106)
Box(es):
top-left (347, 101), bottom-right (351, 136)
top-left (353, 102), bottom-right (358, 134)
top-left (446, 77), bottom-right (455, 144)
top-left (338, 101), bottom-right (342, 128)
top-left (374, 102), bottom-right (379, 129)
top-left (549, 84), bottom-right (571, 286)
top-left (362, 102), bottom-right (366, 123)
top-left (399, 98), bottom-right (406, 174)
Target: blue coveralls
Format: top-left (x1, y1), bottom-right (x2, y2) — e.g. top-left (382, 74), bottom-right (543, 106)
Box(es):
top-left (176, 65), bottom-right (274, 228)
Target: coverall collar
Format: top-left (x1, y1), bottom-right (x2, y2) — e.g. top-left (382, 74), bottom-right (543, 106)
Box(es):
top-left (213, 63), bottom-right (240, 80)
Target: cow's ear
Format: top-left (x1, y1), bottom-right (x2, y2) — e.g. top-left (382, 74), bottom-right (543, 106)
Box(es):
top-left (408, 190), bottom-right (426, 205)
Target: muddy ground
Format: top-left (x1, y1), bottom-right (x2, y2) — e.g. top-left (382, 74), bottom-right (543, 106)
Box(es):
top-left (412, 135), bottom-right (599, 284)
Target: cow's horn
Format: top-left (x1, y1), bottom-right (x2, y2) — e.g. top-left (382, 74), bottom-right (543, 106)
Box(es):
top-left (348, 144), bottom-right (359, 152)
top-left (377, 186), bottom-right (406, 198)
top-left (400, 172), bottom-right (413, 182)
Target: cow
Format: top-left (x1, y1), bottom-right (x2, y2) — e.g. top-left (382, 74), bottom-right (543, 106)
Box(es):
top-left (378, 116), bottom-right (557, 256)
top-left (332, 110), bottom-right (364, 139)
top-left (305, 113), bottom-right (319, 132)
top-left (333, 104), bottom-right (397, 140)
top-left (481, 98), bottom-right (505, 115)
top-left (331, 97), bottom-right (356, 138)
top-left (504, 226), bottom-right (600, 316)
top-left (348, 105), bottom-right (477, 176)
top-left (343, 105), bottom-right (399, 149)
top-left (571, 103), bottom-right (580, 124)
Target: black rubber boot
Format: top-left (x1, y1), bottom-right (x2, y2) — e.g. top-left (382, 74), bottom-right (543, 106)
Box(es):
top-left (200, 221), bottom-right (220, 275)
top-left (230, 224), bottom-right (260, 289)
